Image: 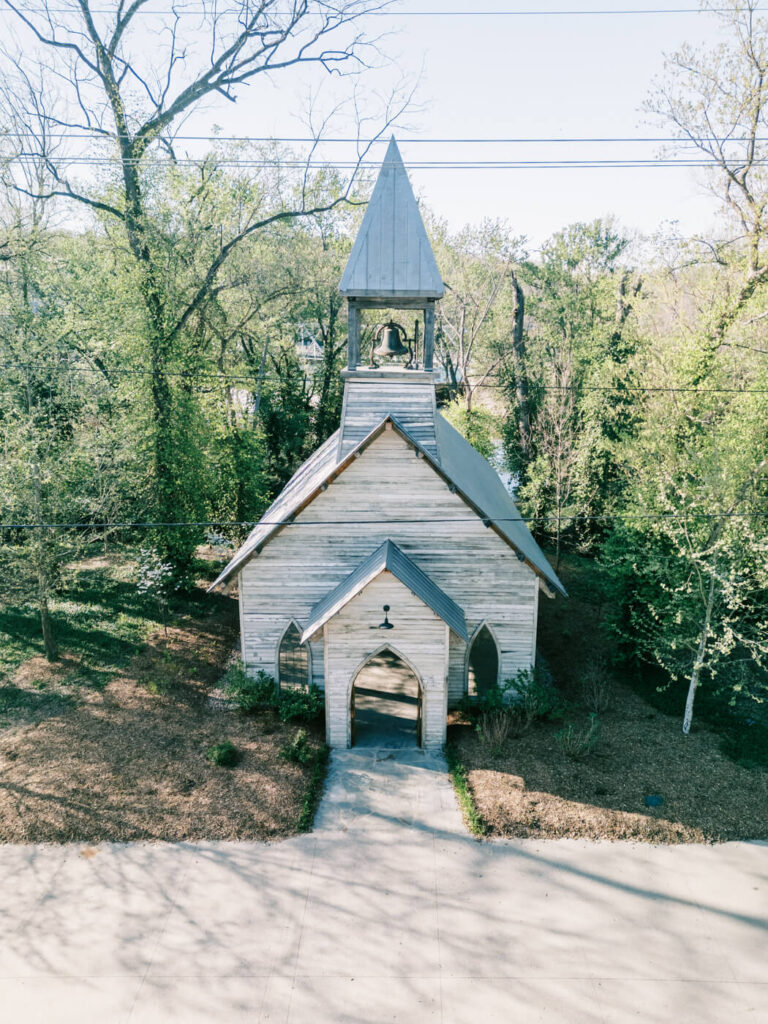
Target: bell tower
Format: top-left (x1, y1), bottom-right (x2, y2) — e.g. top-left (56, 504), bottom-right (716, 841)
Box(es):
top-left (337, 137), bottom-right (444, 460)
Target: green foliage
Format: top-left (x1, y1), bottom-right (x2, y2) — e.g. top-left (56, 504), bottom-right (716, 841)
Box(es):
top-left (224, 664), bottom-right (277, 712)
top-left (463, 666), bottom-right (564, 751)
top-left (278, 683), bottom-right (325, 723)
top-left (280, 728), bottom-right (313, 765)
top-left (555, 715), bottom-right (602, 760)
top-left (444, 744), bottom-right (487, 837)
top-left (206, 740), bottom-right (241, 768)
top-left (441, 402), bottom-right (498, 460)
top-left (297, 744), bottom-right (331, 832)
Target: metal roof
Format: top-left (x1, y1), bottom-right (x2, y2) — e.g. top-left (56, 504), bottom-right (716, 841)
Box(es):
top-left (208, 414), bottom-right (566, 598)
top-left (300, 540), bottom-right (468, 643)
top-left (339, 137), bottom-right (444, 299)
top-left (207, 428), bottom-right (341, 591)
top-left (433, 415), bottom-right (567, 596)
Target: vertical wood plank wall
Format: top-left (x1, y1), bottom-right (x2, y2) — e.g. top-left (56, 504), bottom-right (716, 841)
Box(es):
top-left (239, 430), bottom-right (539, 702)
top-left (323, 573), bottom-right (448, 748)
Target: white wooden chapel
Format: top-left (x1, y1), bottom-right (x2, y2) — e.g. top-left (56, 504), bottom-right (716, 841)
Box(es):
top-left (210, 138), bottom-right (565, 749)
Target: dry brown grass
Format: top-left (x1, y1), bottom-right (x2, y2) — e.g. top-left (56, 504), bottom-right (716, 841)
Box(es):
top-left (0, 598), bottom-right (324, 845)
top-left (451, 551), bottom-right (768, 844)
top-left (450, 688), bottom-right (768, 843)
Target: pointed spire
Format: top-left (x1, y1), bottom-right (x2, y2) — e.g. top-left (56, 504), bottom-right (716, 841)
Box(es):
top-left (339, 137), bottom-right (444, 299)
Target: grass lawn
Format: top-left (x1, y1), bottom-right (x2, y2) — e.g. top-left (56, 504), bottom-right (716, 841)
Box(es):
top-left (448, 552), bottom-right (768, 843)
top-left (0, 547), bottom-right (326, 844)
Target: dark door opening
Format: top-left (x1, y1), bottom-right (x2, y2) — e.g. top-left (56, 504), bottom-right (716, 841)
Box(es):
top-left (351, 649), bottom-right (422, 749)
top-left (468, 625), bottom-right (499, 698)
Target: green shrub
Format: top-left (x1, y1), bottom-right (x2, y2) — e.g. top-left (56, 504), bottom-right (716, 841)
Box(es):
top-left (278, 683), bottom-right (324, 723)
top-left (224, 662), bottom-right (277, 713)
top-left (280, 728), bottom-right (313, 765)
top-left (510, 666), bottom-right (565, 722)
top-left (555, 715), bottom-right (601, 760)
top-left (206, 740), bottom-right (241, 767)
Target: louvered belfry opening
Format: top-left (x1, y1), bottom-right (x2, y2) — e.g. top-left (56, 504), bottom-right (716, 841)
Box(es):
top-left (278, 623), bottom-right (309, 690)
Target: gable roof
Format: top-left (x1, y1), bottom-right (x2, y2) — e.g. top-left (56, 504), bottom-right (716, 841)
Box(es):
top-left (300, 540), bottom-right (468, 643)
top-left (339, 137), bottom-right (444, 299)
top-left (433, 415), bottom-right (566, 594)
top-left (208, 415), bottom-right (566, 597)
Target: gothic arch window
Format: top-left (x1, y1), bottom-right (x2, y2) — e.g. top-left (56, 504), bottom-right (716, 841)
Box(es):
top-left (278, 622), bottom-right (310, 690)
top-left (467, 624), bottom-right (499, 698)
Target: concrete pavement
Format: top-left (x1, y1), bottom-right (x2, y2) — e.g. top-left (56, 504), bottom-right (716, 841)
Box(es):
top-left (1, 748), bottom-right (767, 1022)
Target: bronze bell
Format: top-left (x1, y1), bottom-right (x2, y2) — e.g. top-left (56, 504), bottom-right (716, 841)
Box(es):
top-left (373, 321), bottom-right (409, 360)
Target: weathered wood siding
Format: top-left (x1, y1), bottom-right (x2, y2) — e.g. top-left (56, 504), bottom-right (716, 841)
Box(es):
top-left (239, 428), bottom-right (538, 705)
top-left (323, 572), bottom-right (448, 748)
top-left (339, 378), bottom-right (438, 459)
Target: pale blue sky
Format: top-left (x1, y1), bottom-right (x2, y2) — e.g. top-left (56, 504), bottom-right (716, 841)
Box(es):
top-left (178, 2), bottom-right (727, 247)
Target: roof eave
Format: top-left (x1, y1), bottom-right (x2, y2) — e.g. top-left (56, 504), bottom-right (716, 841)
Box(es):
top-left (209, 413), bottom-right (565, 598)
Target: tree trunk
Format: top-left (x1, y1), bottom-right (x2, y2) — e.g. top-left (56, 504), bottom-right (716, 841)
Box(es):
top-left (37, 572), bottom-right (58, 662)
top-left (509, 270), bottom-right (532, 462)
top-left (682, 570), bottom-right (717, 735)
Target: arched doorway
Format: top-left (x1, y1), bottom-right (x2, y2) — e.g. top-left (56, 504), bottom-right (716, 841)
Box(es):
top-left (278, 622), bottom-right (310, 690)
top-left (467, 624), bottom-right (499, 698)
top-left (351, 648), bottom-right (422, 748)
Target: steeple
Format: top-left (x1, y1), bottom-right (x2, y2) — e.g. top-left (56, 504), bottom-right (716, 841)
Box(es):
top-left (340, 138), bottom-right (443, 373)
top-left (340, 137), bottom-right (444, 300)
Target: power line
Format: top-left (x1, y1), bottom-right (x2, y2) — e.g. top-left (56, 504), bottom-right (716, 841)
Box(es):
top-left (0, 5), bottom-right (756, 15)
top-left (3, 133), bottom-right (761, 144)
top-left (3, 361), bottom-right (768, 395)
top-left (4, 155), bottom-right (753, 169)
top-left (3, 510), bottom-right (767, 530)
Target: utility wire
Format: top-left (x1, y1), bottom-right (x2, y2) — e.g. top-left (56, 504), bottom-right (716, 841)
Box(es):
top-left (2, 134), bottom-right (762, 144)
top-left (0, 6), bottom-right (756, 15)
top-left (3, 156), bottom-right (754, 169)
top-left (3, 511), bottom-right (767, 530)
top-left (2, 362), bottom-right (768, 395)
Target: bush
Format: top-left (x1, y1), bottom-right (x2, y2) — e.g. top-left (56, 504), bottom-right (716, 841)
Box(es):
top-left (280, 728), bottom-right (313, 765)
top-left (580, 656), bottom-right (613, 715)
top-left (476, 709), bottom-right (512, 755)
top-left (511, 665), bottom-right (565, 722)
top-left (278, 683), bottom-right (324, 723)
top-left (206, 740), bottom-right (241, 767)
top-left (224, 663), bottom-right (277, 713)
top-left (555, 715), bottom-right (601, 760)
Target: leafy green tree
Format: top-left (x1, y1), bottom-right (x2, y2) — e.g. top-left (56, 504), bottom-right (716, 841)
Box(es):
top-left (1, 0), bottom-right (401, 571)
top-left (502, 219), bottom-right (641, 565)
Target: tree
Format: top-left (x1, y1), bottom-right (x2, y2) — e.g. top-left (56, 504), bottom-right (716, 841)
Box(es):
top-left (1, 0), bottom-right (404, 570)
top-left (622, 0), bottom-right (768, 731)
top-left (503, 219), bottom-right (640, 564)
top-left (433, 218), bottom-right (526, 409)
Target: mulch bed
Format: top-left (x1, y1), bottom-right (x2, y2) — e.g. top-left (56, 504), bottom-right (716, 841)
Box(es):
top-left (450, 684), bottom-right (768, 843)
top-left (0, 599), bottom-right (324, 845)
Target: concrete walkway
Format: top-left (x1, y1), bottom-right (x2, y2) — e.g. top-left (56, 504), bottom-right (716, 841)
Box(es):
top-left (1, 748), bottom-right (767, 1023)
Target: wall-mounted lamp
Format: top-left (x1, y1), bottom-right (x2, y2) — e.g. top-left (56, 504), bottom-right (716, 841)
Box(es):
top-left (378, 604), bottom-right (394, 630)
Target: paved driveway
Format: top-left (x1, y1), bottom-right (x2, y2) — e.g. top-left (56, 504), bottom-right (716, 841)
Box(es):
top-left (1, 748), bottom-right (767, 1023)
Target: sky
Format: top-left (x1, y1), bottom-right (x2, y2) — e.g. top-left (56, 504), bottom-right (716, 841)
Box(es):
top-left (175, 1), bottom-right (729, 247)
top-left (1, 1), bottom-right (733, 248)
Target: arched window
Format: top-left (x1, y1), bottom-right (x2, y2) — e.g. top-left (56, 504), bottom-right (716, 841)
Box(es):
top-left (467, 625), bottom-right (499, 698)
top-left (278, 623), bottom-right (310, 690)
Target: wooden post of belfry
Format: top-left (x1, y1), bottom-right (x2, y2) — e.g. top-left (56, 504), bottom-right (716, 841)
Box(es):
top-left (424, 303), bottom-right (435, 371)
top-left (347, 303), bottom-right (361, 370)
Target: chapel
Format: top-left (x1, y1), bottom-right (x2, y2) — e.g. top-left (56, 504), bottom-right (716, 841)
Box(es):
top-left (210, 138), bottom-right (565, 749)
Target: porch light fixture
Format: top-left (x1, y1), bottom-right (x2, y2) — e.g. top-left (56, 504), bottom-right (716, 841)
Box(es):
top-left (378, 605), bottom-right (394, 630)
